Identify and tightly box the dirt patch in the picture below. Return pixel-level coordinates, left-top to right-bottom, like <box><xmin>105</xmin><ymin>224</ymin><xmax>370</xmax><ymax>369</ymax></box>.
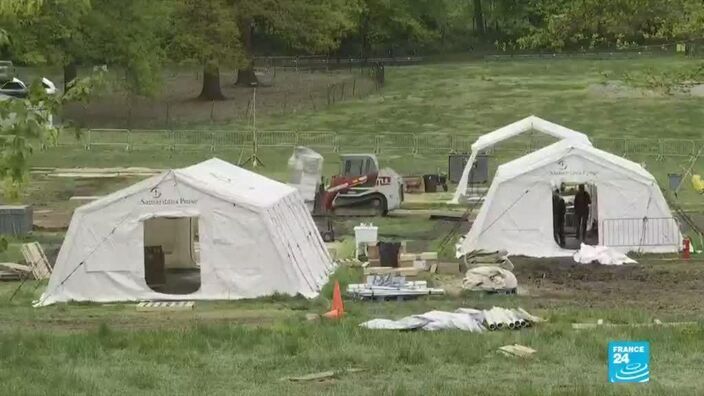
<box><xmin>589</xmin><ymin>81</ymin><xmax>704</xmax><ymax>98</ymax></box>
<box><xmin>512</xmin><ymin>257</ymin><xmax>704</xmax><ymax>313</ymax></box>
<box><xmin>61</xmin><ymin>69</ymin><xmax>376</xmax><ymax>129</ymax></box>
<box><xmin>587</xmin><ymin>81</ymin><xmax>658</xmax><ymax>98</ymax></box>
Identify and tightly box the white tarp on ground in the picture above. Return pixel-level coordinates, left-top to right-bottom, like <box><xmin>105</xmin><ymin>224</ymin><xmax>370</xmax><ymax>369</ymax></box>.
<box><xmin>573</xmin><ymin>243</ymin><xmax>637</xmax><ymax>265</ymax></box>
<box><xmin>452</xmin><ymin>115</ymin><xmax>592</xmax><ymax>204</ymax></box>
<box><xmin>359</xmin><ymin>307</ymin><xmax>542</xmax><ymax>332</ymax></box>
<box><xmin>360</xmin><ymin>310</ymin><xmax>486</xmax><ymax>332</ymax></box>
<box><xmin>36</xmin><ymin>158</ymin><xmax>334</xmax><ymax>306</ymax></box>
<box><xmin>458</xmin><ymin>140</ymin><xmax>681</xmax><ymax>258</ymax></box>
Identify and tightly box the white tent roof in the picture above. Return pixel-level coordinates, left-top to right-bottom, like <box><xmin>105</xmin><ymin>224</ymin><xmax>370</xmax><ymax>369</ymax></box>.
<box><xmin>496</xmin><ymin>139</ymin><xmax>654</xmax><ymax>184</ymax></box>
<box><xmin>451</xmin><ymin>115</ymin><xmax>592</xmax><ymax>204</ymax></box>
<box><xmin>79</xmin><ymin>158</ymin><xmax>294</xmax><ymax>215</ymax></box>
<box><xmin>471</xmin><ymin>115</ymin><xmax>591</xmax><ymax>153</ymax></box>
<box><xmin>176</xmin><ymin>158</ymin><xmax>296</xmax><ymax>208</ymax></box>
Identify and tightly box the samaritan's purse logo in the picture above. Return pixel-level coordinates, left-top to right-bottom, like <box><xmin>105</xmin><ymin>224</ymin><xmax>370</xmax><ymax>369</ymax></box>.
<box><xmin>140</xmin><ymin>186</ymin><xmax>197</xmax><ymax>206</ymax></box>
<box><xmin>150</xmin><ymin>187</ymin><xmax>162</xmax><ymax>199</ymax></box>
<box><xmin>608</xmin><ymin>341</ymin><xmax>650</xmax><ymax>383</ymax></box>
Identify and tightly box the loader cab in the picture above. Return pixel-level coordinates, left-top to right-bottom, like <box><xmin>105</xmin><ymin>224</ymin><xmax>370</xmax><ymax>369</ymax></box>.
<box><xmin>338</xmin><ymin>154</ymin><xmax>379</xmax><ymax>187</ymax></box>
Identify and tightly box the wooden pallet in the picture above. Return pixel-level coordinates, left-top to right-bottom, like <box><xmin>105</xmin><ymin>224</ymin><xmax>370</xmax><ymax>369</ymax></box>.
<box><xmin>0</xmin><ymin>271</ymin><xmax>21</xmax><ymax>281</ymax></box>
<box><xmin>136</xmin><ymin>301</ymin><xmax>195</xmax><ymax>312</ymax></box>
<box><xmin>0</xmin><ymin>262</ymin><xmax>32</xmax><ymax>273</ymax></box>
<box><xmin>20</xmin><ymin>242</ymin><xmax>52</xmax><ymax>280</ymax></box>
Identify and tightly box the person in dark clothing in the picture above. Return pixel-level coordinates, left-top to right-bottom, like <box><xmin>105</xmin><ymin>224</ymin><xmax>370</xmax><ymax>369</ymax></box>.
<box><xmin>574</xmin><ymin>184</ymin><xmax>592</xmax><ymax>241</ymax></box>
<box><xmin>552</xmin><ymin>189</ymin><xmax>566</xmax><ymax>247</ymax></box>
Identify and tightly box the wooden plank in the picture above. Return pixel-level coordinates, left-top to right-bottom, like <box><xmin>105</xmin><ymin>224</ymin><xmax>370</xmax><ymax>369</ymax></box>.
<box><xmin>136</xmin><ymin>301</ymin><xmax>195</xmax><ymax>312</ymax></box>
<box><xmin>572</xmin><ymin>321</ymin><xmax>697</xmax><ymax>330</ymax></box>
<box><xmin>30</xmin><ymin>242</ymin><xmax>52</xmax><ymax>276</ymax></box>
<box><xmin>22</xmin><ymin>242</ymin><xmax>52</xmax><ymax>280</ymax></box>
<box><xmin>21</xmin><ymin>244</ymin><xmax>43</xmax><ymax>280</ymax></box>
<box><xmin>0</xmin><ymin>271</ymin><xmax>20</xmax><ymax>281</ymax></box>
<box><xmin>0</xmin><ymin>262</ymin><xmax>32</xmax><ymax>273</ymax></box>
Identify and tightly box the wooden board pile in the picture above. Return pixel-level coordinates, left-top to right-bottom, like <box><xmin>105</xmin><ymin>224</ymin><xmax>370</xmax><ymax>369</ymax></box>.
<box><xmin>0</xmin><ymin>263</ymin><xmax>29</xmax><ymax>280</ymax></box>
<box><xmin>347</xmin><ymin>277</ymin><xmax>444</xmax><ymax>301</ymax></box>
<box><xmin>398</xmin><ymin>252</ymin><xmax>438</xmax><ymax>270</ymax></box>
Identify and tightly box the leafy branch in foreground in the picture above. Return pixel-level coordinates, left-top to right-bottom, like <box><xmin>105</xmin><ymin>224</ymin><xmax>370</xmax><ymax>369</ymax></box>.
<box><xmin>0</xmin><ymin>69</ymin><xmax>106</xmax><ymax>199</ymax></box>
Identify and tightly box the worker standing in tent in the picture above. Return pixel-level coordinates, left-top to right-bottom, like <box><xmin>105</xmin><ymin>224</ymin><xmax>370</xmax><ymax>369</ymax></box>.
<box><xmin>574</xmin><ymin>184</ymin><xmax>592</xmax><ymax>242</ymax></box>
<box><xmin>552</xmin><ymin>189</ymin><xmax>566</xmax><ymax>247</ymax></box>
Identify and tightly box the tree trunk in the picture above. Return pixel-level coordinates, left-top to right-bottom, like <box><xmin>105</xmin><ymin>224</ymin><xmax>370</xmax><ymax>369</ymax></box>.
<box><xmin>473</xmin><ymin>0</ymin><xmax>485</xmax><ymax>36</ymax></box>
<box><xmin>236</xmin><ymin>18</ymin><xmax>259</xmax><ymax>87</ymax></box>
<box><xmin>199</xmin><ymin>62</ymin><xmax>225</xmax><ymax>101</ymax></box>
<box><xmin>236</xmin><ymin>68</ymin><xmax>258</xmax><ymax>87</ymax></box>
<box><xmin>63</xmin><ymin>62</ymin><xmax>77</xmax><ymax>91</ymax></box>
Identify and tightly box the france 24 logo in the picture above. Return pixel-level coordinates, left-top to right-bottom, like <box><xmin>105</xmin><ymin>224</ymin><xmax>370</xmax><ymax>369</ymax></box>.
<box><xmin>608</xmin><ymin>341</ymin><xmax>650</xmax><ymax>383</ymax></box>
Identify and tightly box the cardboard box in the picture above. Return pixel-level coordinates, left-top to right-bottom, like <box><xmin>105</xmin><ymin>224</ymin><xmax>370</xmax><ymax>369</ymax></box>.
<box><xmin>367</xmin><ymin>245</ymin><xmax>379</xmax><ymax>260</ymax></box>
<box><xmin>413</xmin><ymin>260</ymin><xmax>428</xmax><ymax>270</ymax></box>
<box><xmin>420</xmin><ymin>252</ymin><xmax>438</xmax><ymax>261</ymax></box>
<box><xmin>436</xmin><ymin>261</ymin><xmax>460</xmax><ymax>274</ymax></box>
<box><xmin>398</xmin><ymin>259</ymin><xmax>415</xmax><ymax>268</ymax></box>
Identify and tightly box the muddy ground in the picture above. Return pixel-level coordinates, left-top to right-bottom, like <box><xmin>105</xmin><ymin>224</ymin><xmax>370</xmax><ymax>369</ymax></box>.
<box><xmin>512</xmin><ymin>257</ymin><xmax>704</xmax><ymax>314</ymax></box>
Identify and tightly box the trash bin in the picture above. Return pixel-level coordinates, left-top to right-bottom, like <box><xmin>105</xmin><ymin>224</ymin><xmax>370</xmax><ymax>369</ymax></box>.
<box><xmin>437</xmin><ymin>174</ymin><xmax>448</xmax><ymax>192</ymax></box>
<box><xmin>668</xmin><ymin>173</ymin><xmax>683</xmax><ymax>191</ymax></box>
<box><xmin>378</xmin><ymin>241</ymin><xmax>401</xmax><ymax>267</ymax></box>
<box><xmin>144</xmin><ymin>245</ymin><xmax>165</xmax><ymax>288</ymax></box>
<box><xmin>423</xmin><ymin>175</ymin><xmax>438</xmax><ymax>193</ymax></box>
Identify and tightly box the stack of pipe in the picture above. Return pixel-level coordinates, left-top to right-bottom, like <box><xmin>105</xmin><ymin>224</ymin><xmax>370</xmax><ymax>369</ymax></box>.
<box><xmin>481</xmin><ymin>307</ymin><xmax>542</xmax><ymax>331</ymax></box>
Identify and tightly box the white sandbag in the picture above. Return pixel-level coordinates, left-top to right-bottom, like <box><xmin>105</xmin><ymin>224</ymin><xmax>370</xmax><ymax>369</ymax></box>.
<box><xmin>462</xmin><ymin>266</ymin><xmax>518</xmax><ymax>291</ymax></box>
<box><xmin>573</xmin><ymin>243</ymin><xmax>636</xmax><ymax>265</ymax></box>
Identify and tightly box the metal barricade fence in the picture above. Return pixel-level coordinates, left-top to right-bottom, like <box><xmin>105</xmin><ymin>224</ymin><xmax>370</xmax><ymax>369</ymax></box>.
<box><xmin>84</xmin><ymin>128</ymin><xmax>130</xmax><ymax>150</ymax></box>
<box><xmin>601</xmin><ymin>217</ymin><xmax>680</xmax><ymax>249</ymax></box>
<box><xmin>295</xmin><ymin>131</ymin><xmax>337</xmax><ymax>151</ymax></box>
<box><xmin>374</xmin><ymin>133</ymin><xmax>416</xmax><ymax>154</ymax></box>
<box><xmin>65</xmin><ymin>129</ymin><xmax>704</xmax><ymax>158</ymax></box>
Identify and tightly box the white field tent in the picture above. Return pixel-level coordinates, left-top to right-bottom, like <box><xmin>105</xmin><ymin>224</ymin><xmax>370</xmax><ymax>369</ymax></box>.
<box><xmin>451</xmin><ymin>115</ymin><xmax>591</xmax><ymax>204</ymax></box>
<box><xmin>458</xmin><ymin>140</ymin><xmax>681</xmax><ymax>258</ymax></box>
<box><xmin>36</xmin><ymin>158</ymin><xmax>334</xmax><ymax>306</ymax></box>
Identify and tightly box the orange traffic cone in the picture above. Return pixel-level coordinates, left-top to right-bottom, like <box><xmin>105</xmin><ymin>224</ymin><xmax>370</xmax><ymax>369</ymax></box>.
<box><xmin>323</xmin><ymin>281</ymin><xmax>344</xmax><ymax>319</ymax></box>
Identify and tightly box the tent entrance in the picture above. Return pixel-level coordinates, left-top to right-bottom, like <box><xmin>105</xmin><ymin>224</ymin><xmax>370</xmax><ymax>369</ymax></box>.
<box><xmin>556</xmin><ymin>183</ymin><xmax>599</xmax><ymax>249</ymax></box>
<box><xmin>143</xmin><ymin>216</ymin><xmax>201</xmax><ymax>295</ymax></box>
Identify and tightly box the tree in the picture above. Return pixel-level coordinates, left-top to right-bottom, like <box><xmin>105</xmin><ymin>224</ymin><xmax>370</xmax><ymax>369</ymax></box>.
<box><xmin>0</xmin><ymin>1</ymin><xmax>107</xmax><ymax>198</ymax></box>
<box><xmin>473</xmin><ymin>0</ymin><xmax>485</xmax><ymax>35</ymax></box>
<box><xmin>232</xmin><ymin>0</ymin><xmax>359</xmax><ymax>86</ymax></box>
<box><xmin>168</xmin><ymin>0</ymin><xmax>242</xmax><ymax>100</ymax></box>
<box><xmin>510</xmin><ymin>0</ymin><xmax>682</xmax><ymax>51</ymax></box>
<box><xmin>81</xmin><ymin>0</ymin><xmax>171</xmax><ymax>97</ymax></box>
<box><xmin>1</xmin><ymin>0</ymin><xmax>91</xmax><ymax>90</ymax></box>
<box><xmin>351</xmin><ymin>0</ymin><xmax>439</xmax><ymax>58</ymax></box>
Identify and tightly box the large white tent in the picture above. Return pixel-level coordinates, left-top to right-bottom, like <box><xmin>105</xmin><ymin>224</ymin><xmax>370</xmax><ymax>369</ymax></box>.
<box><xmin>36</xmin><ymin>158</ymin><xmax>334</xmax><ymax>306</ymax></box>
<box><xmin>452</xmin><ymin>115</ymin><xmax>592</xmax><ymax>204</ymax></box>
<box><xmin>458</xmin><ymin>140</ymin><xmax>680</xmax><ymax>258</ymax></box>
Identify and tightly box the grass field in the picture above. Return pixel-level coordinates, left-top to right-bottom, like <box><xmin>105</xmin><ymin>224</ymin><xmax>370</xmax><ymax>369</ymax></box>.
<box><xmin>2</xmin><ymin>56</ymin><xmax>704</xmax><ymax>395</ymax></box>
<box><xmin>33</xmin><ymin>56</ymin><xmax>704</xmax><ymax>209</ymax></box>
<box><xmin>2</xmin><ymin>259</ymin><xmax>704</xmax><ymax>395</ymax></box>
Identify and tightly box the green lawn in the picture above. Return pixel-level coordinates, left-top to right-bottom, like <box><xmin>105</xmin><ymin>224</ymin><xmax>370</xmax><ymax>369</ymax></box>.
<box><xmin>3</xmin><ymin>56</ymin><xmax>704</xmax><ymax>395</ymax></box>
<box><xmin>33</xmin><ymin>56</ymin><xmax>704</xmax><ymax>209</ymax></box>
<box><xmin>2</xmin><ymin>258</ymin><xmax>704</xmax><ymax>395</ymax></box>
